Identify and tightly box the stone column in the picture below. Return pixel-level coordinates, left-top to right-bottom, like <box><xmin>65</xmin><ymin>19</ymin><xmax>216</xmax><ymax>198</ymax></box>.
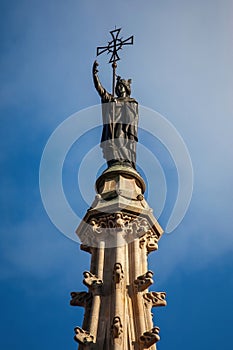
<box><xmin>71</xmin><ymin>165</ymin><xmax>166</xmax><ymax>350</ymax></box>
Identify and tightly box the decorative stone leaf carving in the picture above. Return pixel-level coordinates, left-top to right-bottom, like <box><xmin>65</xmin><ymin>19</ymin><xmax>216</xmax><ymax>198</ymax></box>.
<box><xmin>137</xmin><ymin>218</ymin><xmax>149</xmax><ymax>234</ymax></box>
<box><xmin>139</xmin><ymin>326</ymin><xmax>160</xmax><ymax>348</ymax></box>
<box><xmin>115</xmin><ymin>213</ymin><xmax>125</xmax><ymax>228</ymax></box>
<box><xmin>134</xmin><ymin>271</ymin><xmax>154</xmax><ymax>292</ymax></box>
<box><xmin>74</xmin><ymin>326</ymin><xmax>94</xmax><ymax>344</ymax></box>
<box><xmin>70</xmin><ymin>291</ymin><xmax>92</xmax><ymax>308</ymax></box>
<box><xmin>143</xmin><ymin>291</ymin><xmax>166</xmax><ymax>308</ymax></box>
<box><xmin>78</xmin><ymin>212</ymin><xmax>153</xmax><ymax>247</ymax></box>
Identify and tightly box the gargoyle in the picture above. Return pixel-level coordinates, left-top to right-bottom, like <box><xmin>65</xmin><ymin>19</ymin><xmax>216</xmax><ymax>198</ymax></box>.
<box><xmin>134</xmin><ymin>271</ymin><xmax>154</xmax><ymax>292</ymax></box>
<box><xmin>83</xmin><ymin>271</ymin><xmax>103</xmax><ymax>289</ymax></box>
<box><xmin>139</xmin><ymin>230</ymin><xmax>159</xmax><ymax>253</ymax></box>
<box><xmin>74</xmin><ymin>326</ymin><xmax>94</xmax><ymax>344</ymax></box>
<box><xmin>80</xmin><ymin>244</ymin><xmax>93</xmax><ymax>254</ymax></box>
<box><xmin>143</xmin><ymin>291</ymin><xmax>167</xmax><ymax>308</ymax></box>
<box><xmin>139</xmin><ymin>326</ymin><xmax>160</xmax><ymax>348</ymax></box>
<box><xmin>70</xmin><ymin>291</ymin><xmax>92</xmax><ymax>308</ymax></box>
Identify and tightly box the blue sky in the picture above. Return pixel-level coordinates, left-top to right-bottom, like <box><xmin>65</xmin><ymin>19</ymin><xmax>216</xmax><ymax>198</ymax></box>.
<box><xmin>1</xmin><ymin>0</ymin><xmax>233</xmax><ymax>349</ymax></box>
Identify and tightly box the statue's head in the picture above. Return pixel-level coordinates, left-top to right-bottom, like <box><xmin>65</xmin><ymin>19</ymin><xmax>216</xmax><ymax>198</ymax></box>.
<box><xmin>115</xmin><ymin>76</ymin><xmax>132</xmax><ymax>97</ymax></box>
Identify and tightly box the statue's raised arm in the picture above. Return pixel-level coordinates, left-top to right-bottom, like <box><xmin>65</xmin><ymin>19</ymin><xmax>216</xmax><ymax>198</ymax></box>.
<box><xmin>92</xmin><ymin>61</ymin><xmax>113</xmax><ymax>103</ymax></box>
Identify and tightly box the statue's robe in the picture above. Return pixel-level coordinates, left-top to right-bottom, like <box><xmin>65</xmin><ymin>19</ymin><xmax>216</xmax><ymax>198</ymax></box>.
<box><xmin>100</xmin><ymin>97</ymin><xmax>138</xmax><ymax>167</ymax></box>
<box><xmin>93</xmin><ymin>70</ymin><xmax>139</xmax><ymax>167</ymax></box>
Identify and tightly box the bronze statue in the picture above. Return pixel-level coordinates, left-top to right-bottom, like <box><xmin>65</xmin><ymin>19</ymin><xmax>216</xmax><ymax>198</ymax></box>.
<box><xmin>93</xmin><ymin>60</ymin><xmax>139</xmax><ymax>169</ymax></box>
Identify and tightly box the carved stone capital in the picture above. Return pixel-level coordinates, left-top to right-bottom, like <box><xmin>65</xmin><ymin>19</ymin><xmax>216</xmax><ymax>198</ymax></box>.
<box><xmin>78</xmin><ymin>213</ymin><xmax>154</xmax><ymax>248</ymax></box>
<box><xmin>113</xmin><ymin>263</ymin><xmax>124</xmax><ymax>284</ymax></box>
<box><xmin>139</xmin><ymin>230</ymin><xmax>159</xmax><ymax>253</ymax></box>
<box><xmin>143</xmin><ymin>291</ymin><xmax>167</xmax><ymax>308</ymax></box>
<box><xmin>139</xmin><ymin>326</ymin><xmax>160</xmax><ymax>348</ymax></box>
<box><xmin>70</xmin><ymin>291</ymin><xmax>92</xmax><ymax>308</ymax></box>
<box><xmin>74</xmin><ymin>327</ymin><xmax>94</xmax><ymax>345</ymax></box>
<box><xmin>83</xmin><ymin>271</ymin><xmax>103</xmax><ymax>290</ymax></box>
<box><xmin>134</xmin><ymin>271</ymin><xmax>154</xmax><ymax>292</ymax></box>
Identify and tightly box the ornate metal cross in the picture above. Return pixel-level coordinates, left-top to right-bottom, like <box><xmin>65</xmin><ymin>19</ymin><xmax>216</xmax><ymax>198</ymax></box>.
<box><xmin>96</xmin><ymin>28</ymin><xmax>134</xmax><ymax>96</ymax></box>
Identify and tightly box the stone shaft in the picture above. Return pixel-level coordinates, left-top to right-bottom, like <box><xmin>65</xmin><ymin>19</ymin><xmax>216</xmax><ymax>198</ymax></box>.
<box><xmin>71</xmin><ymin>166</ymin><xmax>166</xmax><ymax>349</ymax></box>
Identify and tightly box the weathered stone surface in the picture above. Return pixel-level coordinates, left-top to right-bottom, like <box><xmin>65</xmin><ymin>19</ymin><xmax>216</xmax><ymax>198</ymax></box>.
<box><xmin>139</xmin><ymin>327</ymin><xmax>160</xmax><ymax>348</ymax></box>
<box><xmin>139</xmin><ymin>230</ymin><xmax>159</xmax><ymax>253</ymax></box>
<box><xmin>80</xmin><ymin>244</ymin><xmax>93</xmax><ymax>254</ymax></box>
<box><xmin>70</xmin><ymin>291</ymin><xmax>92</xmax><ymax>308</ymax></box>
<box><xmin>76</xmin><ymin>166</ymin><xmax>163</xmax><ymax>249</ymax></box>
<box><xmin>111</xmin><ymin>316</ymin><xmax>123</xmax><ymax>339</ymax></box>
<box><xmin>113</xmin><ymin>263</ymin><xmax>124</xmax><ymax>284</ymax></box>
<box><xmin>134</xmin><ymin>271</ymin><xmax>154</xmax><ymax>292</ymax></box>
<box><xmin>83</xmin><ymin>271</ymin><xmax>103</xmax><ymax>290</ymax></box>
<box><xmin>74</xmin><ymin>327</ymin><xmax>94</xmax><ymax>344</ymax></box>
<box><xmin>72</xmin><ymin>166</ymin><xmax>165</xmax><ymax>349</ymax></box>
<box><xmin>143</xmin><ymin>291</ymin><xmax>167</xmax><ymax>308</ymax></box>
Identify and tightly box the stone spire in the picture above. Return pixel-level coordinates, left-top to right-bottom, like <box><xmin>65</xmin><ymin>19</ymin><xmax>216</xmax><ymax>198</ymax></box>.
<box><xmin>70</xmin><ymin>28</ymin><xmax>166</xmax><ymax>349</ymax></box>
<box><xmin>70</xmin><ymin>165</ymin><xmax>166</xmax><ymax>349</ymax></box>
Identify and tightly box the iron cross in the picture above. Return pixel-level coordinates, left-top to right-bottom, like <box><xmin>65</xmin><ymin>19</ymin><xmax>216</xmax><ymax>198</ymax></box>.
<box><xmin>96</xmin><ymin>28</ymin><xmax>134</xmax><ymax>96</ymax></box>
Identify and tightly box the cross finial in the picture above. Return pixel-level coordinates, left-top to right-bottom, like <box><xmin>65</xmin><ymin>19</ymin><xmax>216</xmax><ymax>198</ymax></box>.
<box><xmin>97</xmin><ymin>28</ymin><xmax>134</xmax><ymax>63</ymax></box>
<box><xmin>96</xmin><ymin>28</ymin><xmax>134</xmax><ymax>95</ymax></box>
